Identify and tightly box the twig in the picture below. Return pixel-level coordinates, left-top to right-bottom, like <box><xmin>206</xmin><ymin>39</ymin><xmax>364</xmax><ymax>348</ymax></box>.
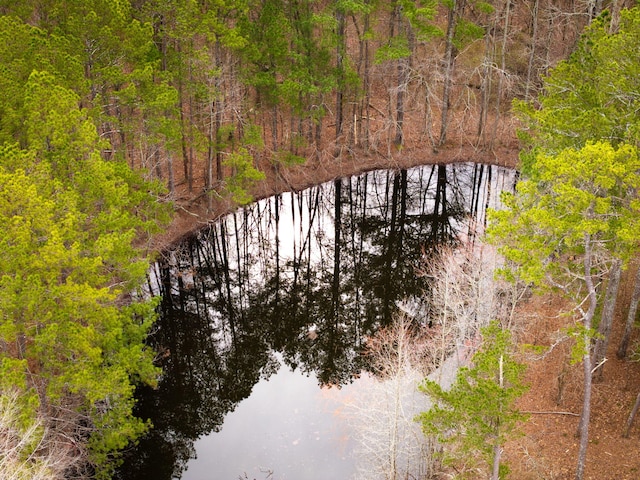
<box><xmin>176</xmin><ymin>204</ymin><xmax>201</xmax><ymax>217</ymax></box>
<box><xmin>591</xmin><ymin>357</ymin><xmax>607</xmax><ymax>375</ymax></box>
<box><xmin>523</xmin><ymin>410</ymin><xmax>579</xmax><ymax>417</ymax></box>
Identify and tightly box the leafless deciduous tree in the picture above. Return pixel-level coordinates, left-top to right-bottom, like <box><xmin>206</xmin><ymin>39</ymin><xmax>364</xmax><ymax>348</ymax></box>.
<box><xmin>0</xmin><ymin>389</ymin><xmax>87</xmax><ymax>479</ymax></box>
<box><xmin>424</xmin><ymin>242</ymin><xmax>519</xmax><ymax>376</ymax></box>
<box><xmin>344</xmin><ymin>242</ymin><xmax>524</xmax><ymax>479</ymax></box>
<box><xmin>346</xmin><ymin>314</ymin><xmax>438</xmax><ymax>480</ymax></box>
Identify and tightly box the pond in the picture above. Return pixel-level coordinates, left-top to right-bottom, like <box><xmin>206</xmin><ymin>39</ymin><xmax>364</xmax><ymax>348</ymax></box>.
<box><xmin>116</xmin><ymin>163</ymin><xmax>516</xmax><ymax>480</ymax></box>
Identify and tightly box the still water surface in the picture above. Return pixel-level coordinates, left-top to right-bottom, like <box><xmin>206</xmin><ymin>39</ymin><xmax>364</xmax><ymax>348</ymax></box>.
<box><xmin>183</xmin><ymin>358</ymin><xmax>358</xmax><ymax>479</ymax></box>
<box><xmin>116</xmin><ymin>163</ymin><xmax>515</xmax><ymax>480</ymax></box>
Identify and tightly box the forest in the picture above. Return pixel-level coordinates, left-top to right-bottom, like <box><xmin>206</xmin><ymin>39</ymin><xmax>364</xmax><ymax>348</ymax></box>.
<box><xmin>1</xmin><ymin>0</ymin><xmax>640</xmax><ymax>478</ymax></box>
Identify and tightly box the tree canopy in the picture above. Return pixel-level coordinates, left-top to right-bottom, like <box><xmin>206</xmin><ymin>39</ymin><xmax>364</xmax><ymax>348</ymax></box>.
<box><xmin>514</xmin><ymin>8</ymin><xmax>640</xmax><ymax>171</ymax></box>
<box><xmin>0</xmin><ymin>7</ymin><xmax>171</xmax><ymax>475</ymax></box>
<box><xmin>1</xmin><ymin>0</ymin><xmax>638</xmax><ymax>477</ymax></box>
<box><xmin>418</xmin><ymin>321</ymin><xmax>528</xmax><ymax>479</ymax></box>
<box><xmin>488</xmin><ymin>8</ymin><xmax>640</xmax><ymax>480</ymax></box>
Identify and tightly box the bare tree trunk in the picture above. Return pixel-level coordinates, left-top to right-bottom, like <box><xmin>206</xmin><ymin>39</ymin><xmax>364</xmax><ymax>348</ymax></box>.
<box><xmin>618</xmin><ymin>265</ymin><xmax>640</xmax><ymax>359</ymax></box>
<box><xmin>335</xmin><ymin>8</ymin><xmax>346</xmax><ymax>140</ymax></box>
<box><xmin>176</xmin><ymin>41</ymin><xmax>192</xmax><ymax>192</ymax></box>
<box><xmin>438</xmin><ymin>1</ymin><xmax>459</xmax><ymax>147</ymax></box>
<box><xmin>394</xmin><ymin>55</ymin><xmax>407</xmax><ymax>147</ymax></box>
<box><xmin>154</xmin><ymin>149</ymin><xmax>163</xmax><ymax>180</ymax></box>
<box><xmin>167</xmin><ymin>151</ymin><xmax>174</xmax><ymax>193</ymax></box>
<box><xmin>593</xmin><ymin>258</ymin><xmax>622</xmax><ymax>380</ymax></box>
<box><xmin>488</xmin><ymin>0</ymin><xmax>511</xmax><ymax>150</ymax></box>
<box><xmin>542</xmin><ymin>4</ymin><xmax>554</xmax><ymax>77</ymax></box>
<box><xmin>623</xmin><ymin>391</ymin><xmax>640</xmax><ymax>438</ymax></box>
<box><xmin>215</xmin><ymin>41</ymin><xmax>224</xmax><ymax>183</ymax></box>
<box><xmin>350</xmin><ymin>12</ymin><xmax>365</xmax><ymax>148</ymax></box>
<box><xmin>477</xmin><ymin>28</ymin><xmax>493</xmax><ymax>142</ymax></box>
<box><xmin>394</xmin><ymin>8</ymin><xmax>412</xmax><ymax>147</ymax></box>
<box><xmin>389</xmin><ymin>337</ymin><xmax>401</xmax><ymax>479</ymax></box>
<box><xmin>363</xmin><ymin>10</ymin><xmax>371</xmax><ymax>149</ymax></box>
<box><xmin>576</xmin><ymin>233</ymin><xmax>597</xmax><ymax>480</ymax></box>
<box><xmin>207</xmin><ymin>94</ymin><xmax>215</xmax><ymax>211</ymax></box>
<box><xmin>491</xmin><ymin>354</ymin><xmax>504</xmax><ymax>480</ymax></box>
<box><xmin>525</xmin><ymin>0</ymin><xmax>540</xmax><ymax>100</ymax></box>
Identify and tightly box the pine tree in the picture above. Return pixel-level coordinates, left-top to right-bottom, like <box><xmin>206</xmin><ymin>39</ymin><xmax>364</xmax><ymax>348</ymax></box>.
<box><xmin>417</xmin><ymin>321</ymin><xmax>528</xmax><ymax>480</ymax></box>
<box><xmin>487</xmin><ymin>141</ymin><xmax>640</xmax><ymax>480</ymax></box>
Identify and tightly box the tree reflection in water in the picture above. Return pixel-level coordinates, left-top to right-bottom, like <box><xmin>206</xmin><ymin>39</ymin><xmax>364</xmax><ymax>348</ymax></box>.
<box><xmin>116</xmin><ymin>163</ymin><xmax>515</xmax><ymax>479</ymax></box>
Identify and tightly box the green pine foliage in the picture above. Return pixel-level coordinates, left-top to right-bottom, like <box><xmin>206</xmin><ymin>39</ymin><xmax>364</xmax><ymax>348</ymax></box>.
<box><xmin>514</xmin><ymin>8</ymin><xmax>640</xmax><ymax>173</ymax></box>
<box><xmin>493</xmin><ymin>7</ymin><xmax>640</xmax><ymax>290</ymax></box>
<box><xmin>0</xmin><ymin>156</ymin><xmax>163</xmax><ymax>477</ymax></box>
<box><xmin>488</xmin><ymin>141</ymin><xmax>640</xmax><ymax>287</ymax></box>
<box><xmin>0</xmin><ymin>4</ymin><xmax>172</xmax><ymax>475</ymax></box>
<box><xmin>244</xmin><ymin>0</ymin><xmax>338</xmax><ymax>114</ymax></box>
<box><xmin>489</xmin><ymin>10</ymin><xmax>640</xmax><ymax>478</ymax></box>
<box><xmin>2</xmin><ymin>0</ymin><xmax>638</xmax><ymax>478</ymax></box>
<box><xmin>223</xmin><ymin>148</ymin><xmax>266</xmax><ymax>205</ymax></box>
<box><xmin>417</xmin><ymin>321</ymin><xmax>528</xmax><ymax>478</ymax></box>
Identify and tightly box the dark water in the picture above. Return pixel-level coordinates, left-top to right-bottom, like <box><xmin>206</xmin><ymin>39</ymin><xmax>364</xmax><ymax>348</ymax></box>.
<box><xmin>116</xmin><ymin>163</ymin><xmax>515</xmax><ymax>480</ymax></box>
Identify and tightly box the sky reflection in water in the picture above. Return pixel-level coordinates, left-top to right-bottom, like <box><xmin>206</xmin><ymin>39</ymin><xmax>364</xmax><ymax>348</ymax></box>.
<box><xmin>183</xmin><ymin>358</ymin><xmax>358</xmax><ymax>480</ymax></box>
<box><xmin>116</xmin><ymin>163</ymin><xmax>516</xmax><ymax>480</ymax></box>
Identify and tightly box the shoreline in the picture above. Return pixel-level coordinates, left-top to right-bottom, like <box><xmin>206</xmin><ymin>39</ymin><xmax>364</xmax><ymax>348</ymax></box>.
<box><xmin>148</xmin><ymin>142</ymin><xmax>520</xmax><ymax>255</ymax></box>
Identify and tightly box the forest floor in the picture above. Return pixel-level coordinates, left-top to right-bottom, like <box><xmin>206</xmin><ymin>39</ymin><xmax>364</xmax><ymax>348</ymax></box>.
<box><xmin>150</xmin><ymin>142</ymin><xmax>640</xmax><ymax>479</ymax></box>
<box><xmin>505</xmin><ymin>270</ymin><xmax>640</xmax><ymax>480</ymax></box>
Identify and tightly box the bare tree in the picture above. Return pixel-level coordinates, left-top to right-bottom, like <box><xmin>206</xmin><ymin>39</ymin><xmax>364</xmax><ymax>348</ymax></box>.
<box><xmin>425</xmin><ymin>242</ymin><xmax>515</xmax><ymax>374</ymax></box>
<box><xmin>345</xmin><ymin>242</ymin><xmax>522</xmax><ymax>479</ymax></box>
<box><xmin>346</xmin><ymin>314</ymin><xmax>438</xmax><ymax>480</ymax></box>
<box><xmin>0</xmin><ymin>389</ymin><xmax>86</xmax><ymax>479</ymax></box>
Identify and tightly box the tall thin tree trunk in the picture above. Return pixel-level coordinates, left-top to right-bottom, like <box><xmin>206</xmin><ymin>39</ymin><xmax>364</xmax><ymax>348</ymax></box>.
<box><xmin>543</xmin><ymin>5</ymin><xmax>554</xmax><ymax>77</ymax></box>
<box><xmin>335</xmin><ymin>8</ymin><xmax>346</xmax><ymax>140</ymax></box>
<box><xmin>525</xmin><ymin>0</ymin><xmax>540</xmax><ymax>100</ymax></box>
<box><xmin>576</xmin><ymin>233</ymin><xmax>597</xmax><ymax>480</ymax></box>
<box><xmin>618</xmin><ymin>265</ymin><xmax>640</xmax><ymax>359</ymax></box>
<box><xmin>207</xmin><ymin>93</ymin><xmax>215</xmax><ymax>211</ymax></box>
<box><xmin>167</xmin><ymin>152</ymin><xmax>174</xmax><ymax>193</ymax></box>
<box><xmin>477</xmin><ymin>27</ymin><xmax>493</xmax><ymax>142</ymax></box>
<box><xmin>593</xmin><ymin>258</ymin><xmax>622</xmax><ymax>380</ymax></box>
<box><xmin>491</xmin><ymin>354</ymin><xmax>504</xmax><ymax>480</ymax></box>
<box><xmin>363</xmin><ymin>10</ymin><xmax>371</xmax><ymax>149</ymax></box>
<box><xmin>177</xmin><ymin>42</ymin><xmax>192</xmax><ymax>191</ymax></box>
<box><xmin>489</xmin><ymin>0</ymin><xmax>511</xmax><ymax>150</ymax></box>
<box><xmin>215</xmin><ymin>41</ymin><xmax>224</xmax><ymax>183</ymax></box>
<box><xmin>154</xmin><ymin>149</ymin><xmax>163</xmax><ymax>180</ymax></box>
<box><xmin>394</xmin><ymin>8</ymin><xmax>412</xmax><ymax>147</ymax></box>
<box><xmin>438</xmin><ymin>0</ymin><xmax>462</xmax><ymax>146</ymax></box>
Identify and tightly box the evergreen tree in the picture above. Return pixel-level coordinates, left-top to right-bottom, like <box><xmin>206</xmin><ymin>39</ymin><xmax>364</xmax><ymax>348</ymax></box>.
<box><xmin>417</xmin><ymin>321</ymin><xmax>528</xmax><ymax>480</ymax></box>
<box><xmin>487</xmin><ymin>141</ymin><xmax>640</xmax><ymax>480</ymax></box>
<box><xmin>514</xmin><ymin>8</ymin><xmax>640</xmax><ymax>171</ymax></box>
<box><xmin>0</xmin><ymin>51</ymin><xmax>171</xmax><ymax>478</ymax></box>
